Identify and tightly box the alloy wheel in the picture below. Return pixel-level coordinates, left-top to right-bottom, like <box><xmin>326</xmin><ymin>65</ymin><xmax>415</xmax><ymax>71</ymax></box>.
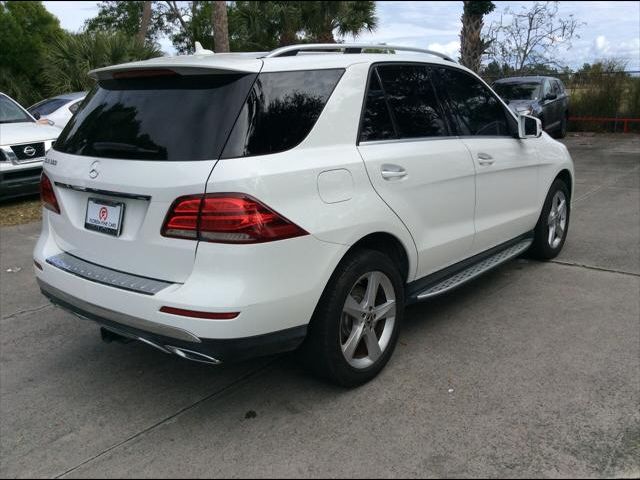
<box><xmin>339</xmin><ymin>271</ymin><xmax>396</xmax><ymax>369</ymax></box>
<box><xmin>547</xmin><ymin>190</ymin><xmax>568</xmax><ymax>248</ymax></box>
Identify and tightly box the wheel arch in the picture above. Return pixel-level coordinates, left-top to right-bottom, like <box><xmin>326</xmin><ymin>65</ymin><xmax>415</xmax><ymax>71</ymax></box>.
<box><xmin>555</xmin><ymin>169</ymin><xmax>573</xmax><ymax>199</ymax></box>
<box><xmin>343</xmin><ymin>232</ymin><xmax>412</xmax><ymax>284</ymax></box>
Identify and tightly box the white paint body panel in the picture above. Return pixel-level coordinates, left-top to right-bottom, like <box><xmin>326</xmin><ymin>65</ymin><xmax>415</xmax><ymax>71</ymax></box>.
<box><xmin>34</xmin><ymin>52</ymin><xmax>574</xmax><ymax>343</ymax></box>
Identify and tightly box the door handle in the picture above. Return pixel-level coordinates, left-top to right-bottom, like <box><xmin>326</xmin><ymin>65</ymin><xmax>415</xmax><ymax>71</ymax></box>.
<box><xmin>381</xmin><ymin>164</ymin><xmax>407</xmax><ymax>180</ymax></box>
<box><xmin>477</xmin><ymin>152</ymin><xmax>494</xmax><ymax>166</ymax></box>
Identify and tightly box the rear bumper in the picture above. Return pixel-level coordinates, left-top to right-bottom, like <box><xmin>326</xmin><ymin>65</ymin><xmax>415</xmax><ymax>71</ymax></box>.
<box><xmin>34</xmin><ymin>210</ymin><xmax>349</xmax><ymax>362</ymax></box>
<box><xmin>39</xmin><ymin>278</ymin><xmax>307</xmax><ymax>363</ymax></box>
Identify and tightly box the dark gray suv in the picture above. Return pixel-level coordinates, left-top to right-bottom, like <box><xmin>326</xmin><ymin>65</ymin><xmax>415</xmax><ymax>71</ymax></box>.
<box><xmin>492</xmin><ymin>76</ymin><xmax>569</xmax><ymax>138</ymax></box>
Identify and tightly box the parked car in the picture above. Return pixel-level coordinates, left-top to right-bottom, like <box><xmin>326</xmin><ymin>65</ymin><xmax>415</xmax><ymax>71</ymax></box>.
<box><xmin>492</xmin><ymin>76</ymin><xmax>569</xmax><ymax>138</ymax></box>
<box><xmin>34</xmin><ymin>44</ymin><xmax>574</xmax><ymax>386</ymax></box>
<box><xmin>28</xmin><ymin>92</ymin><xmax>87</xmax><ymax>130</ymax></box>
<box><xmin>0</xmin><ymin>93</ymin><xmax>60</xmax><ymax>200</ymax></box>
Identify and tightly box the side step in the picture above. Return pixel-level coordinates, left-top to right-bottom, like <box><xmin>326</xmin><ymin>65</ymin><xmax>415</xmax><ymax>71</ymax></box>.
<box><xmin>412</xmin><ymin>237</ymin><xmax>533</xmax><ymax>301</ymax></box>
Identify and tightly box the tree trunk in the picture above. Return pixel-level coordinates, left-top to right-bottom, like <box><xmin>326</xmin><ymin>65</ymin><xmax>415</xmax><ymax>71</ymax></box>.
<box><xmin>460</xmin><ymin>1</ymin><xmax>489</xmax><ymax>73</ymax></box>
<box><xmin>137</xmin><ymin>1</ymin><xmax>152</xmax><ymax>44</ymax></box>
<box><xmin>212</xmin><ymin>0</ymin><xmax>230</xmax><ymax>53</ymax></box>
<box><xmin>317</xmin><ymin>30</ymin><xmax>336</xmax><ymax>43</ymax></box>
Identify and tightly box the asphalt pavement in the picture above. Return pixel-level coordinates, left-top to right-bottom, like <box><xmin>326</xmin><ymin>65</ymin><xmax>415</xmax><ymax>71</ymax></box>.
<box><xmin>1</xmin><ymin>133</ymin><xmax>638</xmax><ymax>478</ymax></box>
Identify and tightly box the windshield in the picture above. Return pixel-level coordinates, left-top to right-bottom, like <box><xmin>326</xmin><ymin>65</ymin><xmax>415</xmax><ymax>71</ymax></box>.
<box><xmin>54</xmin><ymin>73</ymin><xmax>257</xmax><ymax>161</ymax></box>
<box><xmin>493</xmin><ymin>82</ymin><xmax>540</xmax><ymax>101</ymax></box>
<box><xmin>0</xmin><ymin>95</ymin><xmax>34</xmax><ymax>124</ymax></box>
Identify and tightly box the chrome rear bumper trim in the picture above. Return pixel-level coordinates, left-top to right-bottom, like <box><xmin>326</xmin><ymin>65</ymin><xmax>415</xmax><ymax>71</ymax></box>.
<box><xmin>46</xmin><ymin>252</ymin><xmax>172</xmax><ymax>295</ymax></box>
<box><xmin>54</xmin><ymin>182</ymin><xmax>151</xmax><ymax>201</ymax></box>
<box><xmin>38</xmin><ymin>278</ymin><xmax>201</xmax><ymax>343</ymax></box>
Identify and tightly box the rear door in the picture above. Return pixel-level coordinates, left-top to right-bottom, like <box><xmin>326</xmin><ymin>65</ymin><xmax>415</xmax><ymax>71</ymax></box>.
<box><xmin>432</xmin><ymin>66</ymin><xmax>540</xmax><ymax>254</ymax></box>
<box><xmin>357</xmin><ymin>64</ymin><xmax>477</xmax><ymax>278</ymax></box>
<box><xmin>44</xmin><ymin>66</ymin><xmax>260</xmax><ymax>282</ymax></box>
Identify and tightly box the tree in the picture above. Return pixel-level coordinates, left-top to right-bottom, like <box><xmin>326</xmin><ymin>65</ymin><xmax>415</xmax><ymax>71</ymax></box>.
<box><xmin>138</xmin><ymin>1</ymin><xmax>153</xmax><ymax>43</ymax></box>
<box><xmin>301</xmin><ymin>1</ymin><xmax>377</xmax><ymax>44</ymax></box>
<box><xmin>43</xmin><ymin>32</ymin><xmax>162</xmax><ymax>94</ymax></box>
<box><xmin>0</xmin><ymin>1</ymin><xmax>64</xmax><ymax>105</ymax></box>
<box><xmin>486</xmin><ymin>1</ymin><xmax>583</xmax><ymax>73</ymax></box>
<box><xmin>212</xmin><ymin>1</ymin><xmax>229</xmax><ymax>52</ymax></box>
<box><xmin>228</xmin><ymin>1</ymin><xmax>377</xmax><ymax>51</ymax></box>
<box><xmin>459</xmin><ymin>1</ymin><xmax>494</xmax><ymax>73</ymax></box>
<box><xmin>85</xmin><ymin>1</ymin><xmax>167</xmax><ymax>44</ymax></box>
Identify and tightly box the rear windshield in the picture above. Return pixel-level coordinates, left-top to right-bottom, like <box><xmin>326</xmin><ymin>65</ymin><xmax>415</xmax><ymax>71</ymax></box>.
<box><xmin>493</xmin><ymin>82</ymin><xmax>540</xmax><ymax>101</ymax></box>
<box><xmin>53</xmin><ymin>73</ymin><xmax>257</xmax><ymax>161</ymax></box>
<box><xmin>29</xmin><ymin>98</ymin><xmax>68</xmax><ymax>116</ymax></box>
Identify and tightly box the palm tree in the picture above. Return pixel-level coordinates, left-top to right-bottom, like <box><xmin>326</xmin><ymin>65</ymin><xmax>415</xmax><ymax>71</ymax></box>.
<box><xmin>459</xmin><ymin>0</ymin><xmax>495</xmax><ymax>73</ymax></box>
<box><xmin>301</xmin><ymin>1</ymin><xmax>377</xmax><ymax>43</ymax></box>
<box><xmin>43</xmin><ymin>32</ymin><xmax>162</xmax><ymax>94</ymax></box>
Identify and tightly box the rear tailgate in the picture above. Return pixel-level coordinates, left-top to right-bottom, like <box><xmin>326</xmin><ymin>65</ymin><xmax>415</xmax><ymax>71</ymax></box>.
<box><xmin>44</xmin><ymin>63</ymin><xmax>261</xmax><ymax>283</ymax></box>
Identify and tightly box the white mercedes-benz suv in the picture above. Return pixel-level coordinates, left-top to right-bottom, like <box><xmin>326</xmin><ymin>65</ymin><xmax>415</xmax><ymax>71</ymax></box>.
<box><xmin>34</xmin><ymin>44</ymin><xmax>573</xmax><ymax>386</ymax></box>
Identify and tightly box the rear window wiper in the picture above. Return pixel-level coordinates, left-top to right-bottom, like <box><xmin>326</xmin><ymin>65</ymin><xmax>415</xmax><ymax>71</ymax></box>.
<box><xmin>90</xmin><ymin>142</ymin><xmax>162</xmax><ymax>155</ymax></box>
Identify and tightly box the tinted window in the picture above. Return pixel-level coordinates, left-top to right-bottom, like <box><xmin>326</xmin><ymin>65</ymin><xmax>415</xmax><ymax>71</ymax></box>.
<box><xmin>29</xmin><ymin>98</ymin><xmax>68</xmax><ymax>116</ymax></box>
<box><xmin>54</xmin><ymin>73</ymin><xmax>257</xmax><ymax>161</ymax></box>
<box><xmin>434</xmin><ymin>68</ymin><xmax>513</xmax><ymax>136</ymax></box>
<box><xmin>359</xmin><ymin>71</ymin><xmax>396</xmax><ymax>142</ymax></box>
<box><xmin>222</xmin><ymin>69</ymin><xmax>344</xmax><ymax>158</ymax></box>
<box><xmin>376</xmin><ymin>64</ymin><xmax>449</xmax><ymax>138</ymax></box>
<box><xmin>0</xmin><ymin>95</ymin><xmax>33</xmax><ymax>124</ymax></box>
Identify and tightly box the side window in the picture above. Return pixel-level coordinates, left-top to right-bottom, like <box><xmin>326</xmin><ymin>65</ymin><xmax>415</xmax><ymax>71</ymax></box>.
<box><xmin>222</xmin><ymin>69</ymin><xmax>344</xmax><ymax>158</ymax></box>
<box><xmin>542</xmin><ymin>79</ymin><xmax>552</xmax><ymax>98</ymax></box>
<box><xmin>433</xmin><ymin>68</ymin><xmax>514</xmax><ymax>137</ymax></box>
<box><xmin>359</xmin><ymin>71</ymin><xmax>396</xmax><ymax>142</ymax></box>
<box><xmin>376</xmin><ymin>64</ymin><xmax>449</xmax><ymax>138</ymax></box>
<box><xmin>551</xmin><ymin>80</ymin><xmax>561</xmax><ymax>95</ymax></box>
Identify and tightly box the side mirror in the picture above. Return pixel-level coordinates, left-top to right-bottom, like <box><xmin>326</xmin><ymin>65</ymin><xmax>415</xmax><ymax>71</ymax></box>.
<box><xmin>518</xmin><ymin>114</ymin><xmax>542</xmax><ymax>139</ymax></box>
<box><xmin>545</xmin><ymin>93</ymin><xmax>557</xmax><ymax>101</ymax></box>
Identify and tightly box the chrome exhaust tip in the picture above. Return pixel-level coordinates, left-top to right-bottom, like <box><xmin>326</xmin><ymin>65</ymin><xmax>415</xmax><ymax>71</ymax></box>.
<box><xmin>165</xmin><ymin>345</ymin><xmax>221</xmax><ymax>365</ymax></box>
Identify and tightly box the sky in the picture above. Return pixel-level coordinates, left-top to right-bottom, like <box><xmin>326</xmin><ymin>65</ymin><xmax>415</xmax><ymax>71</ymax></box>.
<box><xmin>43</xmin><ymin>1</ymin><xmax>640</xmax><ymax>70</ymax></box>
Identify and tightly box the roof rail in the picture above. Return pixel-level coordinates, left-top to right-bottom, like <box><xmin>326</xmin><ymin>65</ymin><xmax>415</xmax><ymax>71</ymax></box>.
<box><xmin>264</xmin><ymin>43</ymin><xmax>456</xmax><ymax>63</ymax></box>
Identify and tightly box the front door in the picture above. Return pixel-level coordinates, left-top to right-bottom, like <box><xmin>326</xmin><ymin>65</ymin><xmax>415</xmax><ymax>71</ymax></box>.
<box><xmin>432</xmin><ymin>66</ymin><xmax>541</xmax><ymax>254</ymax></box>
<box><xmin>357</xmin><ymin>64</ymin><xmax>477</xmax><ymax>278</ymax></box>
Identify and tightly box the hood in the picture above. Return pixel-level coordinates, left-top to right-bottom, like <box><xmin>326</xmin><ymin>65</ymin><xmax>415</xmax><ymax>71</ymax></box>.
<box><xmin>507</xmin><ymin>99</ymin><xmax>536</xmax><ymax>110</ymax></box>
<box><xmin>0</xmin><ymin>122</ymin><xmax>60</xmax><ymax>146</ymax></box>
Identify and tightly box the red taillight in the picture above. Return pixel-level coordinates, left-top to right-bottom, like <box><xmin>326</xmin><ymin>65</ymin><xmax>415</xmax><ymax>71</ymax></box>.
<box><xmin>160</xmin><ymin>306</ymin><xmax>239</xmax><ymax>320</ymax></box>
<box><xmin>40</xmin><ymin>173</ymin><xmax>60</xmax><ymax>214</ymax></box>
<box><xmin>161</xmin><ymin>193</ymin><xmax>308</xmax><ymax>244</ymax></box>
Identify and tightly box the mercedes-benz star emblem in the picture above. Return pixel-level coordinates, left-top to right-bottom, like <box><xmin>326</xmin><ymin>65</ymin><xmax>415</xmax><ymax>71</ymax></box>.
<box><xmin>23</xmin><ymin>146</ymin><xmax>36</xmax><ymax>157</ymax></box>
<box><xmin>89</xmin><ymin>161</ymin><xmax>100</xmax><ymax>179</ymax></box>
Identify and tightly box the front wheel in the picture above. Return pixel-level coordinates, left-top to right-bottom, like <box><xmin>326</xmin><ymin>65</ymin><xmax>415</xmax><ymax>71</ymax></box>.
<box><xmin>301</xmin><ymin>249</ymin><xmax>404</xmax><ymax>387</ymax></box>
<box><xmin>529</xmin><ymin>178</ymin><xmax>570</xmax><ymax>259</ymax></box>
<box><xmin>555</xmin><ymin>115</ymin><xmax>568</xmax><ymax>139</ymax></box>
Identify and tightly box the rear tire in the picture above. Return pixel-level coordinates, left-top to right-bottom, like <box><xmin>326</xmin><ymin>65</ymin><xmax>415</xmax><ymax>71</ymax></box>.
<box><xmin>529</xmin><ymin>178</ymin><xmax>570</xmax><ymax>260</ymax></box>
<box><xmin>301</xmin><ymin>249</ymin><xmax>404</xmax><ymax>387</ymax></box>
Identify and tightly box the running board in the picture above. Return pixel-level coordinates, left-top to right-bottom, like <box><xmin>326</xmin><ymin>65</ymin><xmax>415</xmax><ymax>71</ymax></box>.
<box><xmin>412</xmin><ymin>238</ymin><xmax>533</xmax><ymax>301</ymax></box>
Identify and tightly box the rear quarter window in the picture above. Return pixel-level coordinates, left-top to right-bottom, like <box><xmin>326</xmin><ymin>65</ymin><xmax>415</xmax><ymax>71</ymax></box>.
<box><xmin>221</xmin><ymin>69</ymin><xmax>344</xmax><ymax>159</ymax></box>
